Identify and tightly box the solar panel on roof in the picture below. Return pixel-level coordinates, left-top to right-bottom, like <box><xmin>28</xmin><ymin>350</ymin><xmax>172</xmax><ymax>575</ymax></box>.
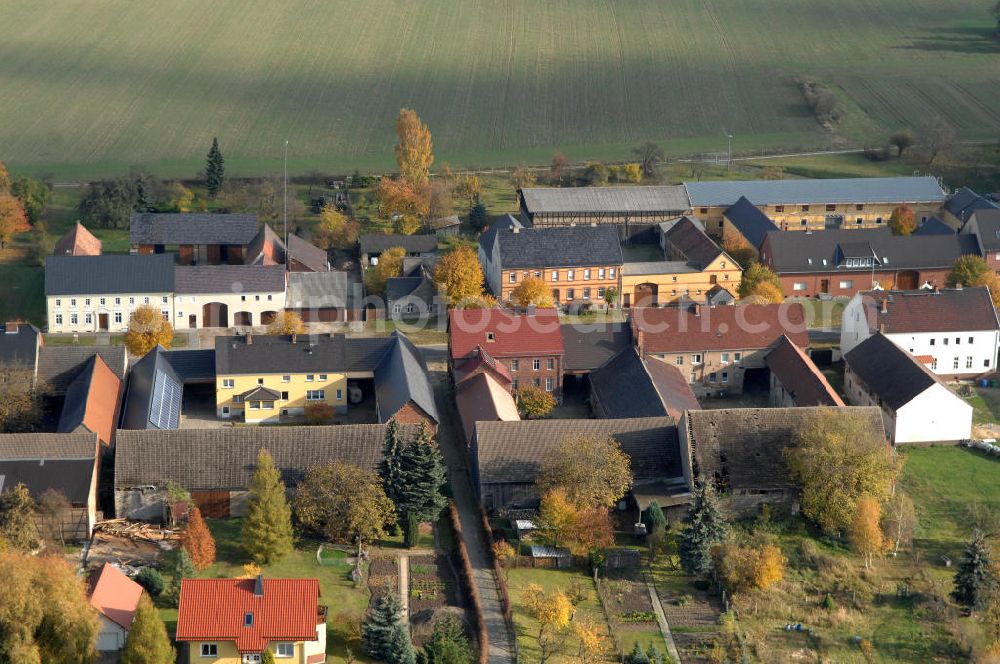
<box><xmin>149</xmin><ymin>370</ymin><xmax>182</xmax><ymax>429</ymax></box>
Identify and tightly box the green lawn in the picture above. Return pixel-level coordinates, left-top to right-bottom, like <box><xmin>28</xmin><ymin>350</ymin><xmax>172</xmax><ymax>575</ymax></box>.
<box><xmin>789</xmin><ymin>297</ymin><xmax>845</xmax><ymax>330</ymax></box>
<box><xmin>3</xmin><ymin>1</ymin><xmax>1000</xmax><ymax>178</ymax></box>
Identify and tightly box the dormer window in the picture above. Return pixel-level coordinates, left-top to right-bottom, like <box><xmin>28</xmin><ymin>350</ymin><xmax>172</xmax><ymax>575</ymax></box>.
<box><xmin>244</xmin><ymin>612</ymin><xmax>254</xmax><ymax>627</ymax></box>
<box><xmin>486</xmin><ymin>332</ymin><xmax>495</xmax><ymax>342</ymax></box>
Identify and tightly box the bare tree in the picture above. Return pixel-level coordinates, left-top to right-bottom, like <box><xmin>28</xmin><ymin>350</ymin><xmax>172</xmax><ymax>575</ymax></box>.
<box><xmin>632</xmin><ymin>142</ymin><xmax>665</xmax><ymax>178</ymax></box>
<box><xmin>920</xmin><ymin>120</ymin><xmax>957</xmax><ymax>166</ymax></box>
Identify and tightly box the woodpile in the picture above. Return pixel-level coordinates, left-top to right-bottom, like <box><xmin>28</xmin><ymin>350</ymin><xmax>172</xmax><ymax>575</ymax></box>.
<box><xmin>94</xmin><ymin>519</ymin><xmax>180</xmax><ymax>542</ymax></box>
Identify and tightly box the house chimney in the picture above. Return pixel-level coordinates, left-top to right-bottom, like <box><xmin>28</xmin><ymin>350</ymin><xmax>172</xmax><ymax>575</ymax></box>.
<box><xmin>4</xmin><ymin>322</ymin><xmax>17</xmax><ymax>334</ymax></box>
<box><xmin>512</xmin><ymin>226</ymin><xmax>520</xmax><ymax>234</ymax></box>
<box><xmin>253</xmin><ymin>575</ymin><xmax>264</xmax><ymax>597</ymax></box>
<box><xmin>246</xmin><ymin>333</ymin><xmax>253</xmax><ymax>345</ymax></box>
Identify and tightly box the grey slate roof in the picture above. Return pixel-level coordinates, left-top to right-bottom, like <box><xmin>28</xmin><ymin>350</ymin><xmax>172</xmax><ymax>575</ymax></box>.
<box><xmin>174</xmin><ymin>265</ymin><xmax>285</xmax><ymax>295</ymax></box>
<box><xmin>45</xmin><ymin>254</ymin><xmax>176</xmax><ymax>296</ymax></box>
<box><xmin>706</xmin><ymin>284</ymin><xmax>735</xmax><ymax>305</ymax></box>
<box><xmin>0</xmin><ymin>323</ymin><xmax>40</xmax><ymax>368</ymax></box>
<box><xmin>215</xmin><ymin>334</ymin><xmax>394</xmax><ymax>375</ymax></box>
<box><xmin>129</xmin><ymin>213</ymin><xmax>258</xmax><ymax>246</ymax></box>
<box><xmin>622</xmin><ymin>261</ymin><xmax>697</xmax><ymax>276</ymax></box>
<box><xmin>496</xmin><ymin>225</ymin><xmax>624</xmax><ymax>269</ymax></box>
<box><xmin>943</xmin><ymin>187</ymin><xmax>998</xmax><ymax>225</ymax></box>
<box><xmin>0</xmin><ymin>432</ymin><xmax>97</xmax><ymax>460</ymax></box>
<box><xmin>359</xmin><ymin>234</ymin><xmax>438</xmax><ymax>256</ymax></box>
<box><xmin>0</xmin><ymin>432</ymin><xmax>98</xmax><ymax>504</ymax></box>
<box><xmin>161</xmin><ymin>349</ymin><xmax>217</xmax><ymax>383</ymax></box>
<box><xmin>58</xmin><ymin>355</ymin><xmax>99</xmax><ymax>434</ymax></box>
<box><xmin>662</xmin><ymin>216</ymin><xmax>725</xmax><ymax>268</ymax></box>
<box><xmin>590</xmin><ymin>348</ymin><xmax>698</xmax><ymax>419</ymax></box>
<box><xmin>967</xmin><ymin>209</ymin><xmax>1000</xmax><ymax>252</ymax></box>
<box><xmin>114</xmin><ymin>424</ymin><xmax>420</xmax><ymax>491</ymax></box>
<box><xmin>520</xmin><ymin>186</ymin><xmax>691</xmax><ymax>214</ymax></box>
<box><xmin>287</xmin><ymin>234</ymin><xmax>329</xmax><ymax>272</ymax></box>
<box><xmin>913</xmin><ymin>217</ymin><xmax>955</xmax><ymax>236</ymax></box>
<box><xmin>37</xmin><ymin>346</ymin><xmax>128</xmax><ymax>395</ymax></box>
<box><xmin>479</xmin><ymin>214</ymin><xmax>523</xmax><ymax>256</ymax></box>
<box><xmin>373</xmin><ymin>333</ymin><xmax>439</xmax><ymax>423</ymax></box>
<box><xmin>762</xmin><ymin>227</ymin><xmax>979</xmax><ymax>274</ymax></box>
<box><xmin>843</xmin><ymin>333</ymin><xmax>942</xmax><ymax>411</ymax></box>
<box><xmin>387</xmin><ymin>277</ymin><xmax>436</xmax><ymax>307</ymax></box>
<box><xmin>287</xmin><ymin>271</ymin><xmax>349</xmax><ymax>309</ymax></box>
<box><xmin>686</xmin><ymin>176</ymin><xmax>946</xmax><ymax>207</ymax></box>
<box><xmin>560</xmin><ymin>323</ymin><xmax>632</xmax><ymax>372</ymax></box>
<box><xmin>685</xmin><ymin>406</ymin><xmax>885</xmax><ymax>491</ymax></box>
<box><xmin>723</xmin><ymin>196</ymin><xmax>780</xmax><ymax>248</ymax></box>
<box><xmin>120</xmin><ymin>346</ymin><xmax>183</xmax><ymax>430</ymax></box>
<box><xmin>474</xmin><ymin>417</ymin><xmax>680</xmax><ymax>485</ymax></box>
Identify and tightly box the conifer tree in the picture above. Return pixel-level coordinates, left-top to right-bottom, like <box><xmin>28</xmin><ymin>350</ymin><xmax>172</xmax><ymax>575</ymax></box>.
<box><xmin>646</xmin><ymin>643</ymin><xmax>665</xmax><ymax>664</ymax></box>
<box><xmin>0</xmin><ymin>482</ymin><xmax>38</xmax><ymax>551</ymax></box>
<box><xmin>167</xmin><ymin>548</ymin><xmax>196</xmax><ymax>607</ymax></box>
<box><xmin>205</xmin><ymin>137</ymin><xmax>225</xmax><ymax>198</ymax></box>
<box><xmin>363</xmin><ymin>593</ymin><xmax>407</xmax><ymax>660</ymax></box>
<box><xmin>183</xmin><ymin>506</ymin><xmax>216</xmax><ymax>570</ymax></box>
<box><xmin>952</xmin><ymin>530</ymin><xmax>997</xmax><ymax>610</ymax></box>
<box><xmin>380</xmin><ymin>419</ymin><xmax>407</xmax><ymax>509</ymax></box>
<box><xmin>469</xmin><ymin>197</ymin><xmax>488</xmax><ymax>230</ymax></box>
<box><xmin>388</xmin><ymin>620</ymin><xmax>417</xmax><ymax>664</ymax></box>
<box><xmin>679</xmin><ymin>481</ymin><xmax>728</xmax><ymax>577</ymax></box>
<box><xmin>242</xmin><ymin>448</ymin><xmax>294</xmax><ymax>564</ymax></box>
<box><xmin>643</xmin><ymin>500</ymin><xmax>667</xmax><ymax>536</ymax></box>
<box><xmin>262</xmin><ymin>649</ymin><xmax>276</xmax><ymax>664</ymax></box>
<box><xmin>397</xmin><ymin>423</ymin><xmax>448</xmax><ymax>546</ymax></box>
<box><xmin>120</xmin><ymin>594</ymin><xmax>175</xmax><ymax>664</ymax></box>
<box><xmin>625</xmin><ymin>643</ymin><xmax>649</xmax><ymax>664</ymax></box>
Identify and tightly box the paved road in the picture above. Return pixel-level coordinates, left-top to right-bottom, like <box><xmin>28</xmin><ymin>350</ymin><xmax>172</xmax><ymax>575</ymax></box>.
<box><xmin>422</xmin><ymin>345</ymin><xmax>516</xmax><ymax>664</ymax></box>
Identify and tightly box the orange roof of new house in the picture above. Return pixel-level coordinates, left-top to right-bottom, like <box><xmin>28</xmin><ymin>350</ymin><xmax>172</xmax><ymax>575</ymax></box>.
<box><xmin>176</xmin><ymin>577</ymin><xmax>320</xmax><ymax>653</ymax></box>
<box><xmin>88</xmin><ymin>563</ymin><xmax>143</xmax><ymax>629</ymax></box>
<box><xmin>53</xmin><ymin>221</ymin><xmax>103</xmax><ymax>256</ymax></box>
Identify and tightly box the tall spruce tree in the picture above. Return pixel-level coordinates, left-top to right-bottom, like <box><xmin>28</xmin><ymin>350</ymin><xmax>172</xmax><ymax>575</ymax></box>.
<box><xmin>678</xmin><ymin>481</ymin><xmax>728</xmax><ymax>577</ymax></box>
<box><xmin>167</xmin><ymin>549</ymin><xmax>197</xmax><ymax>607</ymax></box>
<box><xmin>363</xmin><ymin>593</ymin><xmax>406</xmax><ymax>660</ymax></box>
<box><xmin>952</xmin><ymin>530</ymin><xmax>997</xmax><ymax>610</ymax></box>
<box><xmin>380</xmin><ymin>419</ymin><xmax>407</xmax><ymax>509</ymax></box>
<box><xmin>625</xmin><ymin>643</ymin><xmax>649</xmax><ymax>664</ymax></box>
<box><xmin>419</xmin><ymin>615</ymin><xmax>474</xmax><ymax>664</ymax></box>
<box><xmin>388</xmin><ymin>621</ymin><xmax>417</xmax><ymax>664</ymax></box>
<box><xmin>397</xmin><ymin>423</ymin><xmax>448</xmax><ymax>546</ymax></box>
<box><xmin>120</xmin><ymin>594</ymin><xmax>175</xmax><ymax>664</ymax></box>
<box><xmin>469</xmin><ymin>196</ymin><xmax>488</xmax><ymax>230</ymax></box>
<box><xmin>242</xmin><ymin>448</ymin><xmax>294</xmax><ymax>564</ymax></box>
<box><xmin>205</xmin><ymin>137</ymin><xmax>225</xmax><ymax>198</ymax></box>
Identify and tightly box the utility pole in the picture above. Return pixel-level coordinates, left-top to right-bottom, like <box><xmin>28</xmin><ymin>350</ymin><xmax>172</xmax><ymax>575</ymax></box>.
<box><xmin>283</xmin><ymin>139</ymin><xmax>289</xmax><ymax>264</ymax></box>
<box><xmin>724</xmin><ymin>131</ymin><xmax>734</xmax><ymax>171</ymax></box>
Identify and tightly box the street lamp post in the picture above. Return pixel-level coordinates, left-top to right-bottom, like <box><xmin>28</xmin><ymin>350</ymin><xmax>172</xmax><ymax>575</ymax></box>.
<box><xmin>283</xmin><ymin>139</ymin><xmax>289</xmax><ymax>254</ymax></box>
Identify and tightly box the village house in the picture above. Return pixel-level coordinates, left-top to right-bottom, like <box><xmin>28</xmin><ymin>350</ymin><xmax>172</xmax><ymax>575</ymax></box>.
<box><xmin>619</xmin><ymin>216</ymin><xmax>739</xmax><ymax>307</ymax></box>
<box><xmin>45</xmin><ymin>254</ymin><xmax>176</xmax><ymax>333</ymax></box>
<box><xmin>720</xmin><ymin>196</ymin><xmax>780</xmax><ymax>256</ymax></box>
<box><xmin>244</xmin><ymin>226</ymin><xmax>331</xmax><ymax>272</ymax></box>
<box><xmin>840</xmin><ymin>288</ymin><xmax>1000</xmax><ymax>378</ymax></box>
<box><xmin>114</xmin><ymin>423</ymin><xmax>418</xmax><ymax>519</ymax></box>
<box><xmin>518</xmin><ymin>186</ymin><xmax>692</xmax><ymax>238</ymax></box>
<box><xmin>57</xmin><ymin>354</ymin><xmax>123</xmax><ymax>447</ymax></box>
<box><xmin>0</xmin><ymin>432</ymin><xmax>101</xmax><ymax>540</ymax></box>
<box><xmin>682</xmin><ymin>406</ymin><xmax>885</xmax><ymax>518</ymax></box>
<box><xmin>176</xmin><ymin>576</ymin><xmax>327</xmax><ymax>664</ymax></box>
<box><xmin>472</xmin><ymin>417</ymin><xmax>683</xmax><ymax>510</ymax></box>
<box><xmin>941</xmin><ymin>187</ymin><xmax>998</xmax><ymax>230</ymax></box>
<box><xmin>454</xmin><ymin>364</ymin><xmax>520</xmax><ymax>445</ymax></box>
<box><xmin>844</xmin><ymin>333</ymin><xmax>973</xmax><ymax>444</ymax></box>
<box><xmin>88</xmin><ymin>563</ymin><xmax>144</xmax><ymax>652</ymax></box>
<box><xmin>172</xmin><ymin>264</ymin><xmax>286</xmax><ymax>329</ymax></box>
<box><xmin>359</xmin><ymin>233</ymin><xmax>438</xmax><ymax>267</ymax></box>
<box><xmin>560</xmin><ymin>322</ymin><xmax>632</xmax><ymax>378</ymax></box>
<box><xmin>0</xmin><ymin>321</ymin><xmax>42</xmax><ymax>376</ymax></box>
<box><xmin>759</xmin><ymin>227</ymin><xmax>979</xmax><ymax>297</ymax></box>
<box><xmin>960</xmin><ymin>209</ymin><xmax>1000</xmax><ymax>274</ymax></box>
<box><xmin>686</xmin><ymin>176</ymin><xmax>945</xmax><ymax>234</ymax></box>
<box><xmin>589</xmin><ymin>347</ymin><xmax>700</xmax><ymax>420</ymax></box>
<box><xmin>214</xmin><ymin>332</ymin><xmax>437</xmax><ymax>427</ymax></box>
<box><xmin>449</xmin><ymin>307</ymin><xmax>565</xmax><ymax>397</ymax></box>
<box><xmin>630</xmin><ymin>303</ymin><xmax>809</xmax><ymax>396</ymax></box>
<box><xmin>286</xmin><ymin>271</ymin><xmax>360</xmax><ymax>323</ymax></box>
<box><xmin>764</xmin><ymin>335</ymin><xmax>844</xmax><ymax>407</ymax></box>
<box><xmin>480</xmin><ymin>224</ymin><xmax>623</xmax><ymax>307</ymax></box>
<box><xmin>37</xmin><ymin>345</ymin><xmax>128</xmax><ymax>395</ymax></box>
<box><xmin>53</xmin><ymin>221</ymin><xmax>102</xmax><ymax>257</ymax></box>
<box><xmin>130</xmin><ymin>212</ymin><xmax>258</xmax><ymax>265</ymax></box>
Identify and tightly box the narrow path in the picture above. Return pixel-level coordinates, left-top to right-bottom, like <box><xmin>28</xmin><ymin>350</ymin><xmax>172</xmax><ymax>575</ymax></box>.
<box><xmin>421</xmin><ymin>346</ymin><xmax>515</xmax><ymax>663</ymax></box>
<box><xmin>399</xmin><ymin>554</ymin><xmax>410</xmax><ymax>621</ymax></box>
<box><xmin>647</xmin><ymin>581</ymin><xmax>682</xmax><ymax>664</ymax></box>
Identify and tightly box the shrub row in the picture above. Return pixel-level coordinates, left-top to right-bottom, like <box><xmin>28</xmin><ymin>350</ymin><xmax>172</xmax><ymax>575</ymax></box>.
<box><xmin>479</xmin><ymin>506</ymin><xmax>515</xmax><ymax>627</ymax></box>
<box><xmin>448</xmin><ymin>501</ymin><xmax>489</xmax><ymax>664</ymax></box>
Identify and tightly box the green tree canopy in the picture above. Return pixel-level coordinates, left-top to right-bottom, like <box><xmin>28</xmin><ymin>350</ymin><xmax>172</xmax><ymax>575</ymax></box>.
<box><xmin>242</xmin><ymin>448</ymin><xmax>294</xmax><ymax>564</ymax></box>
<box><xmin>952</xmin><ymin>530</ymin><xmax>997</xmax><ymax>610</ymax></box>
<box><xmin>205</xmin><ymin>137</ymin><xmax>225</xmax><ymax>198</ymax></box>
<box><xmin>120</xmin><ymin>594</ymin><xmax>175</xmax><ymax>664</ymax></box>
<box><xmin>678</xmin><ymin>481</ymin><xmax>728</xmax><ymax>576</ymax></box>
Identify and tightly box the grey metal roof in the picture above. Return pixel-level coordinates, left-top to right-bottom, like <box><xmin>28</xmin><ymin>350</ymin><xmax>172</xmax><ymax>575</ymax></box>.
<box><xmin>912</xmin><ymin>217</ymin><xmax>955</xmax><ymax>237</ymax></box>
<box><xmin>968</xmin><ymin>210</ymin><xmax>1000</xmax><ymax>251</ymax></box>
<box><xmin>844</xmin><ymin>333</ymin><xmax>942</xmax><ymax>411</ymax></box>
<box><xmin>0</xmin><ymin>432</ymin><xmax>97</xmax><ymax>460</ymax></box>
<box><xmin>0</xmin><ymin>323</ymin><xmax>40</xmax><ymax>368</ymax></box>
<box><xmin>386</xmin><ymin>277</ymin><xmax>436</xmax><ymax>307</ymax></box>
<box><xmin>120</xmin><ymin>346</ymin><xmax>183</xmax><ymax>430</ymax></box>
<box><xmin>723</xmin><ymin>196</ymin><xmax>779</xmax><ymax>248</ymax></box>
<box><xmin>359</xmin><ymin>234</ymin><xmax>438</xmax><ymax>256</ymax></box>
<box><xmin>497</xmin><ymin>225</ymin><xmax>623</xmax><ymax>269</ymax></box>
<box><xmin>479</xmin><ymin>214</ymin><xmax>522</xmax><ymax>257</ymax></box>
<box><xmin>45</xmin><ymin>254</ymin><xmax>176</xmax><ymax>296</ymax></box>
<box><xmin>943</xmin><ymin>187</ymin><xmax>998</xmax><ymax>224</ymax></box>
<box><xmin>36</xmin><ymin>346</ymin><xmax>128</xmax><ymax>395</ymax></box>
<box><xmin>560</xmin><ymin>323</ymin><xmax>632</xmax><ymax>372</ymax></box>
<box><xmin>174</xmin><ymin>265</ymin><xmax>285</xmax><ymax>295</ymax></box>
<box><xmin>590</xmin><ymin>348</ymin><xmax>673</xmax><ymax>419</ymax></box>
<box><xmin>286</xmin><ymin>234</ymin><xmax>329</xmax><ymax>272</ymax></box>
<box><xmin>373</xmin><ymin>333</ymin><xmax>439</xmax><ymax>424</ymax></box>
<box><xmin>130</xmin><ymin>213</ymin><xmax>258</xmax><ymax>246</ymax></box>
<box><xmin>215</xmin><ymin>333</ymin><xmax>394</xmax><ymax>375</ymax></box>
<box><xmin>662</xmin><ymin>216</ymin><xmax>725</xmax><ymax>268</ymax></box>
<box><xmin>161</xmin><ymin>350</ymin><xmax>217</xmax><ymax>383</ymax></box>
<box><xmin>763</xmin><ymin>228</ymin><xmax>979</xmax><ymax>274</ymax></box>
<box><xmin>622</xmin><ymin>260</ymin><xmax>696</xmax><ymax>276</ymax></box>
<box><xmin>114</xmin><ymin>424</ymin><xmax>420</xmax><ymax>491</ymax></box>
<box><xmin>474</xmin><ymin>417</ymin><xmax>680</xmax><ymax>485</ymax></box>
<box><xmin>686</xmin><ymin>176</ymin><xmax>946</xmax><ymax>207</ymax></box>
<box><xmin>520</xmin><ymin>186</ymin><xmax>691</xmax><ymax>214</ymax></box>
<box><xmin>0</xmin><ymin>459</ymin><xmax>96</xmax><ymax>503</ymax></box>
<box><xmin>287</xmin><ymin>271</ymin><xmax>349</xmax><ymax>309</ymax></box>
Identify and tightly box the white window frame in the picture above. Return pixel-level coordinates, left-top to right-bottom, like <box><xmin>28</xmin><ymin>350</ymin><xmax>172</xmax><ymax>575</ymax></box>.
<box><xmin>793</xmin><ymin>282</ymin><xmax>807</xmax><ymax>291</ymax></box>
<box><xmin>545</xmin><ymin>377</ymin><xmax>554</xmax><ymax>392</ymax></box>
<box><xmin>510</xmin><ymin>359</ymin><xmax>518</xmax><ymax>372</ymax></box>
<box><xmin>839</xmin><ymin>280</ymin><xmax>853</xmax><ymax>289</ymax></box>
<box><xmin>551</xmin><ymin>270</ymin><xmax>559</xmax><ymax>282</ymax></box>
<box><xmin>200</xmin><ymin>643</ymin><xmax>218</xmax><ymax>657</ymax></box>
<box><xmin>583</xmin><ymin>269</ymin><xmax>591</xmax><ymax>280</ymax></box>
<box><xmin>509</xmin><ymin>272</ymin><xmax>516</xmax><ymax>283</ymax></box>
<box><xmin>222</xmin><ymin>379</ymin><xmax>234</xmax><ymax>389</ymax></box>
<box><xmin>532</xmin><ymin>359</ymin><xmax>540</xmax><ymax>371</ymax></box>
<box><xmin>276</xmin><ymin>643</ymin><xmax>295</xmax><ymax>658</ymax></box>
<box><xmin>319</xmin><ymin>374</ymin><xmax>328</xmax><ymax>381</ymax></box>
<box><xmin>282</xmin><ymin>375</ymin><xmax>290</xmax><ymax>382</ymax></box>
<box><xmin>692</xmin><ymin>354</ymin><xmax>702</xmax><ymax>365</ymax></box>
<box><xmin>306</xmin><ymin>390</ymin><xmax>326</xmax><ymax>401</ymax></box>
<box><xmin>306</xmin><ymin>374</ymin><xmax>315</xmax><ymax>382</ymax></box>
<box><xmin>55</xmin><ymin>313</ymin><xmax>63</xmax><ymax>326</ymax></box>
<box><xmin>567</xmin><ymin>269</ymin><xmax>575</xmax><ymax>281</ymax></box>
<box><xmin>336</xmin><ymin>389</ymin><xmax>343</xmax><ymax>400</ymax></box>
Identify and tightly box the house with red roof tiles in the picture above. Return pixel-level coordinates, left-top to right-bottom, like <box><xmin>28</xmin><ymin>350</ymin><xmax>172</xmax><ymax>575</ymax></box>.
<box><xmin>176</xmin><ymin>576</ymin><xmax>327</xmax><ymax>663</ymax></box>
<box><xmin>57</xmin><ymin>353</ymin><xmax>123</xmax><ymax>447</ymax></box>
<box><xmin>53</xmin><ymin>221</ymin><xmax>103</xmax><ymax>256</ymax></box>
<box><xmin>87</xmin><ymin>563</ymin><xmax>143</xmax><ymax>651</ymax></box>
<box><xmin>449</xmin><ymin>307</ymin><xmax>565</xmax><ymax>398</ymax></box>
<box><xmin>630</xmin><ymin>302</ymin><xmax>809</xmax><ymax>396</ymax></box>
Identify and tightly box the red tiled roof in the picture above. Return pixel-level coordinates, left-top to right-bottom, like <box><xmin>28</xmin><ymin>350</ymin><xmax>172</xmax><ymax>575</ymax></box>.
<box><xmin>632</xmin><ymin>303</ymin><xmax>808</xmax><ymax>354</ymax></box>
<box><xmin>764</xmin><ymin>335</ymin><xmax>844</xmax><ymax>407</ymax></box>
<box><xmin>861</xmin><ymin>288</ymin><xmax>1000</xmax><ymax>334</ymax></box>
<box><xmin>53</xmin><ymin>222</ymin><xmax>102</xmax><ymax>256</ymax></box>
<box><xmin>449</xmin><ymin>308</ymin><xmax>564</xmax><ymax>360</ymax></box>
<box><xmin>88</xmin><ymin>563</ymin><xmax>143</xmax><ymax>629</ymax></box>
<box><xmin>176</xmin><ymin>578</ymin><xmax>320</xmax><ymax>653</ymax></box>
<box><xmin>453</xmin><ymin>346</ymin><xmax>513</xmax><ymax>384</ymax></box>
<box><xmin>84</xmin><ymin>354</ymin><xmax>123</xmax><ymax>446</ymax></box>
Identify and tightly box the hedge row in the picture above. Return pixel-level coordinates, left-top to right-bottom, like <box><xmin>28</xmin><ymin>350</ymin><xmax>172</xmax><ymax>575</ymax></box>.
<box><xmin>448</xmin><ymin>501</ymin><xmax>489</xmax><ymax>664</ymax></box>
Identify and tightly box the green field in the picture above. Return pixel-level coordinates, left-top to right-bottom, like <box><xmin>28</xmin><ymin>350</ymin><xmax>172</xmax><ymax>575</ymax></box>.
<box><xmin>2</xmin><ymin>0</ymin><xmax>999</xmax><ymax>178</ymax></box>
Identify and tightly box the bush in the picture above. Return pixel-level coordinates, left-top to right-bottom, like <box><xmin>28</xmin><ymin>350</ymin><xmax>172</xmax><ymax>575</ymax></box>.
<box><xmin>134</xmin><ymin>567</ymin><xmax>165</xmax><ymax>596</ymax></box>
<box><xmin>304</xmin><ymin>402</ymin><xmax>335</xmax><ymax>425</ymax></box>
<box><xmin>448</xmin><ymin>502</ymin><xmax>487</xmax><ymax>664</ymax></box>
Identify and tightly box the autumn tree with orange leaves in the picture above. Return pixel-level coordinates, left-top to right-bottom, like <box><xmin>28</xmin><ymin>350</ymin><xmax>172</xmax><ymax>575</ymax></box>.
<box><xmin>395</xmin><ymin>108</ymin><xmax>434</xmax><ymax>186</ymax></box>
<box><xmin>183</xmin><ymin>506</ymin><xmax>217</xmax><ymax>570</ymax></box>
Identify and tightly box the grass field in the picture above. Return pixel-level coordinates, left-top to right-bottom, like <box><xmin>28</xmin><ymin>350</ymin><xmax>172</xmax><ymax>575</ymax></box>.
<box><xmin>2</xmin><ymin>1</ymin><xmax>999</xmax><ymax>178</ymax></box>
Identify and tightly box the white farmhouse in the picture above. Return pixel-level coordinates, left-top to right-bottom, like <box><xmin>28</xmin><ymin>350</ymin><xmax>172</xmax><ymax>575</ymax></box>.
<box><xmin>844</xmin><ymin>333</ymin><xmax>972</xmax><ymax>444</ymax></box>
<box><xmin>841</xmin><ymin>287</ymin><xmax>1000</xmax><ymax>379</ymax></box>
<box><xmin>172</xmin><ymin>264</ymin><xmax>286</xmax><ymax>329</ymax></box>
